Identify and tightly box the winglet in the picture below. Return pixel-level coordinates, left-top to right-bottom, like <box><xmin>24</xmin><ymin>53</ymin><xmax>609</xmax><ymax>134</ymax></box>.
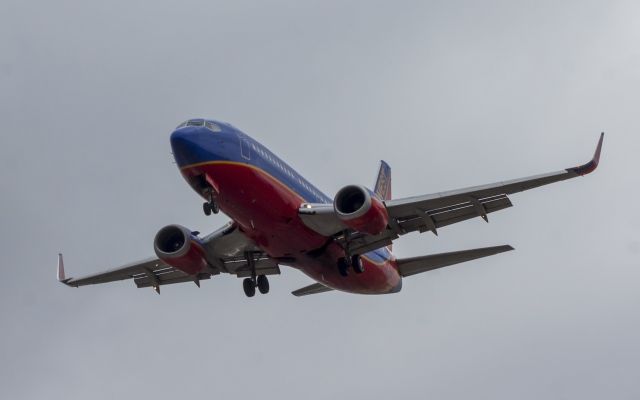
<box><xmin>570</xmin><ymin>132</ymin><xmax>604</xmax><ymax>176</ymax></box>
<box><xmin>57</xmin><ymin>253</ymin><xmax>72</xmax><ymax>285</ymax></box>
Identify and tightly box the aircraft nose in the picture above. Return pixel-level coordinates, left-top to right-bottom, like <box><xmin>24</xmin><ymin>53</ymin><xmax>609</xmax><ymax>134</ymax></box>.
<box><xmin>170</xmin><ymin>127</ymin><xmax>203</xmax><ymax>167</ymax></box>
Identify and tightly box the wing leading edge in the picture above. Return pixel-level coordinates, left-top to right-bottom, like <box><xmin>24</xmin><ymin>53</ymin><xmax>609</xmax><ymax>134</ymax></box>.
<box><xmin>386</xmin><ymin>133</ymin><xmax>604</xmax><ymax>221</ymax></box>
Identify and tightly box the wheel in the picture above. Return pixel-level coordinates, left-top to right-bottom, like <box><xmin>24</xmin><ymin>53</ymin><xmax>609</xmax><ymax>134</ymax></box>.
<box><xmin>242</xmin><ymin>278</ymin><xmax>256</xmax><ymax>297</ymax></box>
<box><xmin>337</xmin><ymin>258</ymin><xmax>349</xmax><ymax>277</ymax></box>
<box><xmin>257</xmin><ymin>275</ymin><xmax>270</xmax><ymax>294</ymax></box>
<box><xmin>203</xmin><ymin>202</ymin><xmax>212</xmax><ymax>216</ymax></box>
<box><xmin>352</xmin><ymin>255</ymin><xmax>365</xmax><ymax>274</ymax></box>
<box><xmin>211</xmin><ymin>201</ymin><xmax>220</xmax><ymax>214</ymax></box>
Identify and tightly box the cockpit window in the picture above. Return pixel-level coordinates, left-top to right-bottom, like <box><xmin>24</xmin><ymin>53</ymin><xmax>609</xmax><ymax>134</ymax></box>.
<box><xmin>176</xmin><ymin>119</ymin><xmax>221</xmax><ymax>132</ymax></box>
<box><xmin>205</xmin><ymin>121</ymin><xmax>222</xmax><ymax>132</ymax></box>
<box><xmin>186</xmin><ymin>119</ymin><xmax>204</xmax><ymax>127</ymax></box>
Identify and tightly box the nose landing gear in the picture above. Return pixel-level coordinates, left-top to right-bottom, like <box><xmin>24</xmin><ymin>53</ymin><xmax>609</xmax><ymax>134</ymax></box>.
<box><xmin>202</xmin><ymin>188</ymin><xmax>219</xmax><ymax>216</ymax></box>
<box><xmin>203</xmin><ymin>201</ymin><xmax>219</xmax><ymax>216</ymax></box>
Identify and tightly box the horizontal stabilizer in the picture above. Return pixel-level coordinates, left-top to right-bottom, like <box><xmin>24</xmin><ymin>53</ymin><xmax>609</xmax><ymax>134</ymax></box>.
<box><xmin>397</xmin><ymin>245</ymin><xmax>514</xmax><ymax>277</ymax></box>
<box><xmin>292</xmin><ymin>282</ymin><xmax>333</xmax><ymax>297</ymax></box>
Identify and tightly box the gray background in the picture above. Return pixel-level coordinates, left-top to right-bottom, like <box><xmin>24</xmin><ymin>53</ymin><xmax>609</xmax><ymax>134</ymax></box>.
<box><xmin>1</xmin><ymin>1</ymin><xmax>639</xmax><ymax>399</ymax></box>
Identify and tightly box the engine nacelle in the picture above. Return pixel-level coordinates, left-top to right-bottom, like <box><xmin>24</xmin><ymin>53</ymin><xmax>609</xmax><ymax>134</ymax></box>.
<box><xmin>154</xmin><ymin>225</ymin><xmax>208</xmax><ymax>275</ymax></box>
<box><xmin>333</xmin><ymin>185</ymin><xmax>389</xmax><ymax>235</ymax></box>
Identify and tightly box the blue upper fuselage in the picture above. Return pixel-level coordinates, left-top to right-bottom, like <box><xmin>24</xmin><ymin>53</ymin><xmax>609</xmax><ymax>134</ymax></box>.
<box><xmin>170</xmin><ymin>119</ymin><xmax>332</xmax><ymax>204</ymax></box>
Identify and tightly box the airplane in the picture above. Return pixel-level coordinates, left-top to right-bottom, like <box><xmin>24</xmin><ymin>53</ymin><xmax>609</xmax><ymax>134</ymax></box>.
<box><xmin>57</xmin><ymin>119</ymin><xmax>604</xmax><ymax>297</ymax></box>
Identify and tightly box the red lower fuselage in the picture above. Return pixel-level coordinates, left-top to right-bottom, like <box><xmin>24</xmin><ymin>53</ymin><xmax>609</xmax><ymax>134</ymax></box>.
<box><xmin>181</xmin><ymin>161</ymin><xmax>402</xmax><ymax>294</ymax></box>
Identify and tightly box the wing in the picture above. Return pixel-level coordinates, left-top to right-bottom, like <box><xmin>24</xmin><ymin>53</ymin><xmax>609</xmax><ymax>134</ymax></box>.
<box><xmin>300</xmin><ymin>133</ymin><xmax>603</xmax><ymax>254</ymax></box>
<box><xmin>57</xmin><ymin>222</ymin><xmax>281</xmax><ymax>293</ymax></box>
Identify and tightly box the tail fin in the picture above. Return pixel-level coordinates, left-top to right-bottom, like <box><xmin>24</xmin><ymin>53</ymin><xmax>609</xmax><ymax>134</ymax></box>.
<box><xmin>374</xmin><ymin>161</ymin><xmax>392</xmax><ymax>200</ymax></box>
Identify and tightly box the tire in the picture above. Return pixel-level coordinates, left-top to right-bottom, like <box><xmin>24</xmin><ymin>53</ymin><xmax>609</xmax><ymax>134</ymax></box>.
<box><xmin>211</xmin><ymin>202</ymin><xmax>220</xmax><ymax>214</ymax></box>
<box><xmin>337</xmin><ymin>258</ymin><xmax>349</xmax><ymax>277</ymax></box>
<box><xmin>243</xmin><ymin>278</ymin><xmax>256</xmax><ymax>297</ymax></box>
<box><xmin>352</xmin><ymin>255</ymin><xmax>365</xmax><ymax>274</ymax></box>
<box><xmin>203</xmin><ymin>202</ymin><xmax>212</xmax><ymax>216</ymax></box>
<box><xmin>257</xmin><ymin>275</ymin><xmax>270</xmax><ymax>294</ymax></box>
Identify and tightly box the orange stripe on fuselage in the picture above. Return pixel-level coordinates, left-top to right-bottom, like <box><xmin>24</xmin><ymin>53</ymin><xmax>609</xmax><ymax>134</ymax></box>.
<box><xmin>181</xmin><ymin>160</ymin><xmax>308</xmax><ymax>204</ymax></box>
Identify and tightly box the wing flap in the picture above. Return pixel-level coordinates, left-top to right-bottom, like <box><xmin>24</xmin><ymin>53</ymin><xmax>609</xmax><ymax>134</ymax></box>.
<box><xmin>335</xmin><ymin>195</ymin><xmax>512</xmax><ymax>255</ymax></box>
<box><xmin>397</xmin><ymin>245</ymin><xmax>514</xmax><ymax>277</ymax></box>
<box><xmin>135</xmin><ymin>272</ymin><xmax>212</xmax><ymax>288</ymax></box>
<box><xmin>396</xmin><ymin>194</ymin><xmax>513</xmax><ymax>234</ymax></box>
<box><xmin>225</xmin><ymin>257</ymin><xmax>281</xmax><ymax>277</ymax></box>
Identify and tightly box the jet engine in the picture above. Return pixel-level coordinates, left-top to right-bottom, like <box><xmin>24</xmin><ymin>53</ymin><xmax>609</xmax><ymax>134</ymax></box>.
<box><xmin>154</xmin><ymin>224</ymin><xmax>208</xmax><ymax>275</ymax></box>
<box><xmin>333</xmin><ymin>185</ymin><xmax>389</xmax><ymax>235</ymax></box>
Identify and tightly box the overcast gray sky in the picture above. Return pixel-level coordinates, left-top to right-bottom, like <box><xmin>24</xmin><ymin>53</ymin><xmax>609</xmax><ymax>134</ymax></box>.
<box><xmin>1</xmin><ymin>1</ymin><xmax>639</xmax><ymax>399</ymax></box>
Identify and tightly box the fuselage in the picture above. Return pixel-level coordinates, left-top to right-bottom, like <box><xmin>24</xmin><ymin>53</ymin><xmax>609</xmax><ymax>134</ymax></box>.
<box><xmin>170</xmin><ymin>119</ymin><xmax>402</xmax><ymax>294</ymax></box>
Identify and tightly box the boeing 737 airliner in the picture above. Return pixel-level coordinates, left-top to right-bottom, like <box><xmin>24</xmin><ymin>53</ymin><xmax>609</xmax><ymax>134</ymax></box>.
<box><xmin>57</xmin><ymin>119</ymin><xmax>603</xmax><ymax>297</ymax></box>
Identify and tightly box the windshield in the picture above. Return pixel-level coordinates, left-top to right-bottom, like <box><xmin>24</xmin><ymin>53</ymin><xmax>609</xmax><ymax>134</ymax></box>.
<box><xmin>186</xmin><ymin>119</ymin><xmax>204</xmax><ymax>127</ymax></box>
<box><xmin>176</xmin><ymin>119</ymin><xmax>221</xmax><ymax>132</ymax></box>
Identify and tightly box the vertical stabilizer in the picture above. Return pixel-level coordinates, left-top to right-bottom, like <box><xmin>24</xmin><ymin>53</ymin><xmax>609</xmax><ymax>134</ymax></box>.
<box><xmin>374</xmin><ymin>161</ymin><xmax>392</xmax><ymax>200</ymax></box>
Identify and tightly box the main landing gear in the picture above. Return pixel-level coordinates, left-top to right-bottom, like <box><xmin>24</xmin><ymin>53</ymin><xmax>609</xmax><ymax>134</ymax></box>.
<box><xmin>243</xmin><ymin>275</ymin><xmax>270</xmax><ymax>297</ymax></box>
<box><xmin>242</xmin><ymin>251</ymin><xmax>270</xmax><ymax>297</ymax></box>
<box><xmin>202</xmin><ymin>189</ymin><xmax>219</xmax><ymax>216</ymax></box>
<box><xmin>337</xmin><ymin>254</ymin><xmax>364</xmax><ymax>277</ymax></box>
